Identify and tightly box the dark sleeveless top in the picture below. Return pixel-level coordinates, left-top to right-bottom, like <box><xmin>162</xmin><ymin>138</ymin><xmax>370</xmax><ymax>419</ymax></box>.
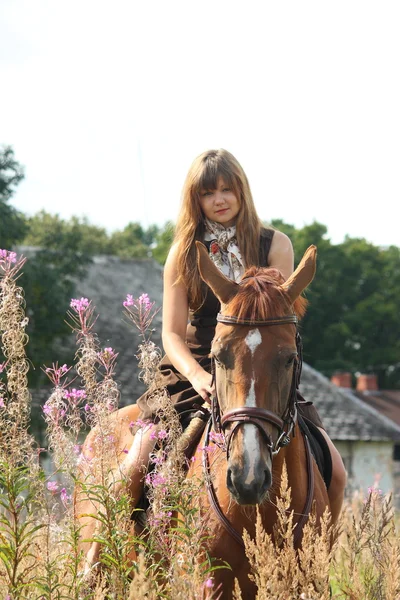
<box><xmin>137</xmin><ymin>228</ymin><xmax>323</xmax><ymax>430</ymax></box>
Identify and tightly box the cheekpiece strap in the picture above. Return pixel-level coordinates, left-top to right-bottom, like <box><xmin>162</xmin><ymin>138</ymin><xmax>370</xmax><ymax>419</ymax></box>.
<box><xmin>216</xmin><ymin>314</ymin><xmax>298</xmax><ymax>327</ymax></box>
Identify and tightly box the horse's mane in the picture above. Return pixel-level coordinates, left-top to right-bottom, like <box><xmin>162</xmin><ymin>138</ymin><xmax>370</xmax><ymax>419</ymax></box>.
<box><xmin>225</xmin><ymin>266</ymin><xmax>308</xmax><ymax>321</ymax></box>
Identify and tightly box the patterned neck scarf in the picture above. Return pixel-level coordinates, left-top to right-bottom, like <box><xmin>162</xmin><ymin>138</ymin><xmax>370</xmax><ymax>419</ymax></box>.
<box><xmin>204</xmin><ymin>219</ymin><xmax>244</xmax><ymax>282</ymax></box>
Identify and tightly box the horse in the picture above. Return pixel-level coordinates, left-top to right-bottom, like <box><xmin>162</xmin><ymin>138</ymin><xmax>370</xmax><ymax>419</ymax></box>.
<box><xmin>75</xmin><ymin>243</ymin><xmax>334</xmax><ymax>598</ymax></box>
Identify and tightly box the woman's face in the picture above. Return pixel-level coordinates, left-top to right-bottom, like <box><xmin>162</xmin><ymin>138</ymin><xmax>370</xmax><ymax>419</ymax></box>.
<box><xmin>198</xmin><ymin>177</ymin><xmax>240</xmax><ymax>228</ymax></box>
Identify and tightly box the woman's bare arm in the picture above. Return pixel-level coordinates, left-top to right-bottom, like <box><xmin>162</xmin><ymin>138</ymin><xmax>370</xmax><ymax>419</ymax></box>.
<box><xmin>268</xmin><ymin>230</ymin><xmax>294</xmax><ymax>280</ymax></box>
<box><xmin>162</xmin><ymin>244</ymin><xmax>214</xmax><ymax>402</ymax></box>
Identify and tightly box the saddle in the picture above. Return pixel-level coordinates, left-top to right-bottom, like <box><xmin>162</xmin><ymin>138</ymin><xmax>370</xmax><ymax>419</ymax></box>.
<box><xmin>297</xmin><ymin>413</ymin><xmax>333</xmax><ymax>490</ymax></box>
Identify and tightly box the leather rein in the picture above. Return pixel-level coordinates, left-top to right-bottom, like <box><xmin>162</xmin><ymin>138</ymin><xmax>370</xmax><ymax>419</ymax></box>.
<box><xmin>202</xmin><ymin>312</ymin><xmax>315</xmax><ymax>549</ymax></box>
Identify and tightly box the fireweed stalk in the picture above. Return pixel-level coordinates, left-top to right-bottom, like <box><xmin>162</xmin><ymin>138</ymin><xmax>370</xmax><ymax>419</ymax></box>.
<box><xmin>67</xmin><ymin>298</ymin><xmax>119</xmax><ymax>474</ymax></box>
<box><xmin>42</xmin><ymin>362</ymin><xmax>86</xmax><ymax>472</ymax></box>
<box><xmin>0</xmin><ymin>250</ymin><xmax>46</xmax><ymax>597</ymax></box>
<box><xmin>122</xmin><ymin>293</ymin><xmax>184</xmax><ymax>507</ymax></box>
<box><xmin>123</xmin><ymin>294</ymin><xmax>218</xmax><ymax>595</ymax></box>
<box><xmin>0</xmin><ymin>249</ymin><xmax>35</xmax><ymax>465</ymax></box>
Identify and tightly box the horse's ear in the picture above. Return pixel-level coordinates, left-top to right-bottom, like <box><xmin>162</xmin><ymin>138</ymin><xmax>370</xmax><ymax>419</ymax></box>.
<box><xmin>280</xmin><ymin>245</ymin><xmax>317</xmax><ymax>303</ymax></box>
<box><xmin>196</xmin><ymin>241</ymin><xmax>239</xmax><ymax>305</ymax></box>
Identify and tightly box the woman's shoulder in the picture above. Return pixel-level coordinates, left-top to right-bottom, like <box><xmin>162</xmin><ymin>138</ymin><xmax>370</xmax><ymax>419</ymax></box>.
<box><xmin>269</xmin><ymin>228</ymin><xmax>292</xmax><ymax>250</ymax></box>
<box><xmin>260</xmin><ymin>225</ymin><xmax>275</xmax><ymax>241</ymax></box>
<box><xmin>164</xmin><ymin>242</ymin><xmax>180</xmax><ymax>275</ymax></box>
<box><xmin>260</xmin><ymin>225</ymin><xmax>292</xmax><ymax>248</ymax></box>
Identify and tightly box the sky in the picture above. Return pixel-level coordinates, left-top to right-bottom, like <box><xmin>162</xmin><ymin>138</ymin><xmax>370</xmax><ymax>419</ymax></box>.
<box><xmin>1</xmin><ymin>0</ymin><xmax>399</xmax><ymax>247</ymax></box>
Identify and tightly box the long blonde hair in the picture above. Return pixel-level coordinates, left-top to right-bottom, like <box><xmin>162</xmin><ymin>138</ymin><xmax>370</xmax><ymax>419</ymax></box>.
<box><xmin>174</xmin><ymin>149</ymin><xmax>264</xmax><ymax>310</ymax></box>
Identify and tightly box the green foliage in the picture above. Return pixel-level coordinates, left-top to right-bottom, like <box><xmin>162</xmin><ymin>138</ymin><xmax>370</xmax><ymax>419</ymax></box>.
<box><xmin>152</xmin><ymin>221</ymin><xmax>175</xmax><ymax>265</ymax></box>
<box><xmin>276</xmin><ymin>221</ymin><xmax>400</xmax><ymax>388</ymax></box>
<box><xmin>0</xmin><ymin>146</ymin><xmax>28</xmax><ymax>248</ymax></box>
<box><xmin>0</xmin><ymin>462</ymin><xmax>46</xmax><ymax>596</ymax></box>
<box><xmin>24</xmin><ymin>211</ymin><xmax>112</xmax><ymax>256</ymax></box>
<box><xmin>20</xmin><ymin>212</ymin><xmax>98</xmax><ymax>389</ymax></box>
<box><xmin>109</xmin><ymin>222</ymin><xmax>153</xmax><ymax>258</ymax></box>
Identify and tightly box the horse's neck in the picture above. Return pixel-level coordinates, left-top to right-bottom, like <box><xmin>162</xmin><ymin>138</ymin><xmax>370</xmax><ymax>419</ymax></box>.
<box><xmin>270</xmin><ymin>424</ymin><xmax>309</xmax><ymax>504</ymax></box>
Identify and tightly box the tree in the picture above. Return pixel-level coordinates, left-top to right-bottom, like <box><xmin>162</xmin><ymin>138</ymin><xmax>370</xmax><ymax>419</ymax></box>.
<box><xmin>109</xmin><ymin>222</ymin><xmax>154</xmax><ymax>258</ymax></box>
<box><xmin>273</xmin><ymin>220</ymin><xmax>400</xmax><ymax>388</ymax></box>
<box><xmin>24</xmin><ymin>211</ymin><xmax>112</xmax><ymax>255</ymax></box>
<box><xmin>21</xmin><ymin>221</ymin><xmax>94</xmax><ymax>386</ymax></box>
<box><xmin>152</xmin><ymin>221</ymin><xmax>175</xmax><ymax>265</ymax></box>
<box><xmin>0</xmin><ymin>146</ymin><xmax>27</xmax><ymax>248</ymax></box>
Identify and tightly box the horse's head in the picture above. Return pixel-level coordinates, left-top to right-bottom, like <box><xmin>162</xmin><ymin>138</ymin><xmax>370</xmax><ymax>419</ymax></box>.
<box><xmin>196</xmin><ymin>242</ymin><xmax>317</xmax><ymax>505</ymax></box>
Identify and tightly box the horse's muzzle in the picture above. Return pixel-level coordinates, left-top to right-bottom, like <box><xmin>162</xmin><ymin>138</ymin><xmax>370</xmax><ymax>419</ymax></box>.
<box><xmin>226</xmin><ymin>464</ymin><xmax>271</xmax><ymax>505</ymax></box>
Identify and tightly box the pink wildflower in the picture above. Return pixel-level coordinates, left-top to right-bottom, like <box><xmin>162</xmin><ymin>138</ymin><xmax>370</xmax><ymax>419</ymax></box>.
<box><xmin>0</xmin><ymin>249</ymin><xmax>17</xmax><ymax>264</ymax></box>
<box><xmin>0</xmin><ymin>397</ymin><xmax>5</xmax><ymax>408</ymax></box>
<box><xmin>204</xmin><ymin>578</ymin><xmax>213</xmax><ymax>588</ymax></box>
<box><xmin>123</xmin><ymin>294</ymin><xmax>135</xmax><ymax>307</ymax></box>
<box><xmin>70</xmin><ymin>297</ymin><xmax>90</xmax><ymax>312</ymax></box>
<box><xmin>47</xmin><ymin>481</ymin><xmax>59</xmax><ymax>493</ymax></box>
<box><xmin>131</xmin><ymin>418</ymin><xmax>150</xmax><ymax>429</ymax></box>
<box><xmin>60</xmin><ymin>488</ymin><xmax>71</xmax><ymax>506</ymax></box>
<box><xmin>43</xmin><ymin>363</ymin><xmax>70</xmax><ymax>387</ymax></box>
<box><xmin>145</xmin><ymin>473</ymin><xmax>167</xmax><ymax>488</ymax></box>
<box><xmin>209</xmin><ymin>431</ymin><xmax>225</xmax><ymax>445</ymax></box>
<box><xmin>98</xmin><ymin>347</ymin><xmax>117</xmax><ymax>359</ymax></box>
<box><xmin>200</xmin><ymin>445</ymin><xmax>214</xmax><ymax>453</ymax></box>
<box><xmin>138</xmin><ymin>293</ymin><xmax>151</xmax><ymax>309</ymax></box>
<box><xmin>64</xmin><ymin>388</ymin><xmax>87</xmax><ymax>403</ymax></box>
<box><xmin>150</xmin><ymin>452</ymin><xmax>166</xmax><ymax>465</ymax></box>
<box><xmin>158</xmin><ymin>429</ymin><xmax>168</xmax><ymax>440</ymax></box>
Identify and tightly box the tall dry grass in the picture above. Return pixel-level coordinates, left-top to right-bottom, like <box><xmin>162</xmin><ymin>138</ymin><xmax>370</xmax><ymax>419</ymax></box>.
<box><xmin>0</xmin><ymin>249</ymin><xmax>399</xmax><ymax>599</ymax></box>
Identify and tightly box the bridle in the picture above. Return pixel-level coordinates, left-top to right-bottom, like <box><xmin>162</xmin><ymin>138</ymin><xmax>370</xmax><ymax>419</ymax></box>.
<box><xmin>211</xmin><ymin>313</ymin><xmax>301</xmax><ymax>459</ymax></box>
<box><xmin>202</xmin><ymin>311</ymin><xmax>314</xmax><ymax>549</ymax></box>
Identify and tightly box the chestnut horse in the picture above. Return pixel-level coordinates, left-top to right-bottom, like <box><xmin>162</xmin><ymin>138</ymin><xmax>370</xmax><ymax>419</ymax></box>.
<box><xmin>76</xmin><ymin>244</ymin><xmax>332</xmax><ymax>598</ymax></box>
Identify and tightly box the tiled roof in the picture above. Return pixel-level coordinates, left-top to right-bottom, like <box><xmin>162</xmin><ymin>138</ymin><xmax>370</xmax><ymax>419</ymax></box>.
<box><xmin>354</xmin><ymin>390</ymin><xmax>400</xmax><ymax>428</ymax></box>
<box><xmin>30</xmin><ymin>254</ymin><xmax>400</xmax><ymax>443</ymax></box>
<box><xmin>300</xmin><ymin>365</ymin><xmax>400</xmax><ymax>441</ymax></box>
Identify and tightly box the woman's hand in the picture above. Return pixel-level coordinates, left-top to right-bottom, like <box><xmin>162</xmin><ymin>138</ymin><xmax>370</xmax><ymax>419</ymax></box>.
<box><xmin>188</xmin><ymin>367</ymin><xmax>215</xmax><ymax>403</ymax></box>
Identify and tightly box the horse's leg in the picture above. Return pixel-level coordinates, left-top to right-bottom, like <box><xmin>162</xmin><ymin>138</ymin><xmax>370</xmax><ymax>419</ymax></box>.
<box><xmin>75</xmin><ymin>404</ymin><xmax>157</xmax><ymax>573</ymax></box>
<box><xmin>317</xmin><ymin>427</ymin><xmax>347</xmax><ymax>524</ymax></box>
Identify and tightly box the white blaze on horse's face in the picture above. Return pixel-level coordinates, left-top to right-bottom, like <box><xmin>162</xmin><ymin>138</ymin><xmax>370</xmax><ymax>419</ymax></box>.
<box><xmin>244</xmin><ymin>328</ymin><xmax>262</xmax><ymax>408</ymax></box>
<box><xmin>243</xmin><ymin>328</ymin><xmax>262</xmax><ymax>485</ymax></box>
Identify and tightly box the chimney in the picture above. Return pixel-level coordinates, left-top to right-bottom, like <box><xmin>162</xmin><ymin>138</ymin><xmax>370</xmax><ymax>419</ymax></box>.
<box><xmin>331</xmin><ymin>372</ymin><xmax>352</xmax><ymax>388</ymax></box>
<box><xmin>356</xmin><ymin>374</ymin><xmax>378</xmax><ymax>392</ymax></box>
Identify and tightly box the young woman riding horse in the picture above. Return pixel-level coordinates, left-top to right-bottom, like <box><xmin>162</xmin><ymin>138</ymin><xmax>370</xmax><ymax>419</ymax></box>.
<box><xmin>80</xmin><ymin>149</ymin><xmax>346</xmax><ymax>579</ymax></box>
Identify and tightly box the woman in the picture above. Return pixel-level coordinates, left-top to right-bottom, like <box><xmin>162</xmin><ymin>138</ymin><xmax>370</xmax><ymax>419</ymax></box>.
<box><xmin>84</xmin><ymin>149</ymin><xmax>346</xmax><ymax>570</ymax></box>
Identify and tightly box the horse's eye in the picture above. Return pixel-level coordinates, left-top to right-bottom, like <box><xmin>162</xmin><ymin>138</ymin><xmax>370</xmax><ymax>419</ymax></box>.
<box><xmin>286</xmin><ymin>354</ymin><xmax>297</xmax><ymax>368</ymax></box>
<box><xmin>212</xmin><ymin>354</ymin><xmax>224</xmax><ymax>368</ymax></box>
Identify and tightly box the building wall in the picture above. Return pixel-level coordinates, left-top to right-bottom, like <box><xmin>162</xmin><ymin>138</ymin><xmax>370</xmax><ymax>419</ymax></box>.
<box><xmin>336</xmin><ymin>440</ymin><xmax>395</xmax><ymax>497</ymax></box>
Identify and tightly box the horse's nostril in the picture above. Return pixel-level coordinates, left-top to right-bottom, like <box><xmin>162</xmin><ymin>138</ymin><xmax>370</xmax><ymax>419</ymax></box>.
<box><xmin>262</xmin><ymin>469</ymin><xmax>272</xmax><ymax>492</ymax></box>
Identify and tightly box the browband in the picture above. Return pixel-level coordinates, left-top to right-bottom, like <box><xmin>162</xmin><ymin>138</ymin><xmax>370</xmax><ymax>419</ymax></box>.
<box><xmin>216</xmin><ymin>314</ymin><xmax>298</xmax><ymax>326</ymax></box>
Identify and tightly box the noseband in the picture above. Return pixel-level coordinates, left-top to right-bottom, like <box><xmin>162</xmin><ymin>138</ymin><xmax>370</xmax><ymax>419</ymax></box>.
<box><xmin>211</xmin><ymin>313</ymin><xmax>301</xmax><ymax>458</ymax></box>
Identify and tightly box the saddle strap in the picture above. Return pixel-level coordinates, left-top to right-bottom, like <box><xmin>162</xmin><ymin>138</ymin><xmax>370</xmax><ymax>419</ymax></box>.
<box><xmin>293</xmin><ymin>433</ymin><xmax>314</xmax><ymax>546</ymax></box>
